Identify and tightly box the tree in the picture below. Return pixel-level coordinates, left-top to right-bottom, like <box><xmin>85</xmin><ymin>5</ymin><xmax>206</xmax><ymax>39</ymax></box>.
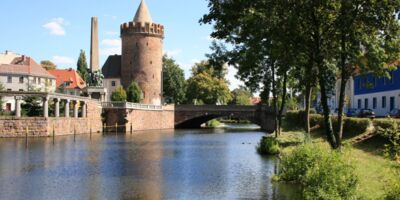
<box><xmin>186</xmin><ymin>72</ymin><xmax>232</xmax><ymax>105</ymax></box>
<box><xmin>230</xmin><ymin>86</ymin><xmax>252</xmax><ymax>105</ymax></box>
<box><xmin>40</xmin><ymin>60</ymin><xmax>57</xmax><ymax>70</ymax></box>
<box><xmin>191</xmin><ymin>60</ymin><xmax>227</xmax><ymax>79</ymax></box>
<box><xmin>162</xmin><ymin>55</ymin><xmax>186</xmax><ymax>104</ymax></box>
<box><xmin>127</xmin><ymin>81</ymin><xmax>142</xmax><ymax>103</ymax></box>
<box><xmin>22</xmin><ymin>86</ymin><xmax>42</xmax><ymax>116</ymax></box>
<box><xmin>111</xmin><ymin>86</ymin><xmax>127</xmax><ymax>102</ymax></box>
<box><xmin>0</xmin><ymin>83</ymin><xmax>4</xmax><ymax>112</ymax></box>
<box><xmin>77</xmin><ymin>50</ymin><xmax>89</xmax><ymax>83</ymax></box>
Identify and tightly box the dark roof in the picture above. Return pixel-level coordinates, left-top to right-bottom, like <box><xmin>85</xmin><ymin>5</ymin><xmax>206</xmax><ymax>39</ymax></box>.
<box><xmin>102</xmin><ymin>55</ymin><xmax>121</xmax><ymax>78</ymax></box>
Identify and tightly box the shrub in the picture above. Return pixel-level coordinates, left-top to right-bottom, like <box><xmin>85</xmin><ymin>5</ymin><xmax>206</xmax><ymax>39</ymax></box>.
<box><xmin>205</xmin><ymin>119</ymin><xmax>221</xmax><ymax>128</ymax></box>
<box><xmin>127</xmin><ymin>81</ymin><xmax>142</xmax><ymax>103</ymax></box>
<box><xmin>111</xmin><ymin>86</ymin><xmax>127</xmax><ymax>102</ymax></box>
<box><xmin>342</xmin><ymin>118</ymin><xmax>371</xmax><ymax>138</ymax></box>
<box><xmin>257</xmin><ymin>136</ymin><xmax>280</xmax><ymax>155</ymax></box>
<box><xmin>376</xmin><ymin>118</ymin><xmax>400</xmax><ymax>161</ymax></box>
<box><xmin>278</xmin><ymin>144</ymin><xmax>358</xmax><ymax>200</ymax></box>
<box><xmin>384</xmin><ymin>182</ymin><xmax>400</xmax><ymax>200</ymax></box>
<box><xmin>302</xmin><ymin>152</ymin><xmax>358</xmax><ymax>200</ymax></box>
<box><xmin>284</xmin><ymin>111</ymin><xmax>322</xmax><ymax>129</ymax></box>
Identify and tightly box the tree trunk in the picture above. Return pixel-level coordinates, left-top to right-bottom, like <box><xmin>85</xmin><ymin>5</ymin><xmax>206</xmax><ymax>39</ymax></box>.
<box><xmin>278</xmin><ymin>72</ymin><xmax>288</xmax><ymax>136</ymax></box>
<box><xmin>336</xmin><ymin>33</ymin><xmax>350</xmax><ymax>148</ymax></box>
<box><xmin>305</xmin><ymin>84</ymin><xmax>312</xmax><ymax>136</ymax></box>
<box><xmin>271</xmin><ymin>61</ymin><xmax>278</xmax><ymax>137</ymax></box>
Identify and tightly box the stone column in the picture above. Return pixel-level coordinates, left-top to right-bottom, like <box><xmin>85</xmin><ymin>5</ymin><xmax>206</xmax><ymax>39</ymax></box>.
<box><xmin>65</xmin><ymin>99</ymin><xmax>70</xmax><ymax>118</ymax></box>
<box><xmin>74</xmin><ymin>101</ymin><xmax>79</xmax><ymax>118</ymax></box>
<box><xmin>43</xmin><ymin>96</ymin><xmax>49</xmax><ymax>118</ymax></box>
<box><xmin>82</xmin><ymin>102</ymin><xmax>87</xmax><ymax>118</ymax></box>
<box><xmin>54</xmin><ymin>98</ymin><xmax>60</xmax><ymax>117</ymax></box>
<box><xmin>15</xmin><ymin>96</ymin><xmax>22</xmax><ymax>117</ymax></box>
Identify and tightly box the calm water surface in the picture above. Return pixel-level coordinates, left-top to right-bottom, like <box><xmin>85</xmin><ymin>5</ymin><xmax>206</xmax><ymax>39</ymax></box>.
<box><xmin>0</xmin><ymin>126</ymin><xmax>300</xmax><ymax>200</ymax></box>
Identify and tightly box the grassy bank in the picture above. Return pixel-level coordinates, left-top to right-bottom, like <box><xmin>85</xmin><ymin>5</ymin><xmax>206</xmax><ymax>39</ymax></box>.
<box><xmin>276</xmin><ymin>128</ymin><xmax>399</xmax><ymax>199</ymax></box>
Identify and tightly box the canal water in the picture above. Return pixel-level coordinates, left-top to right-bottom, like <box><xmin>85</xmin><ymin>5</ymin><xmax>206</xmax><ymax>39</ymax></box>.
<box><xmin>0</xmin><ymin>125</ymin><xmax>300</xmax><ymax>200</ymax></box>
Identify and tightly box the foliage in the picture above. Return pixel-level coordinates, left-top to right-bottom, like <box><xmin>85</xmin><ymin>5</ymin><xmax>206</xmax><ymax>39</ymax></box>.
<box><xmin>342</xmin><ymin>118</ymin><xmax>372</xmax><ymax>139</ymax></box>
<box><xmin>186</xmin><ymin>71</ymin><xmax>232</xmax><ymax>105</ymax></box>
<box><xmin>257</xmin><ymin>136</ymin><xmax>280</xmax><ymax>155</ymax></box>
<box><xmin>111</xmin><ymin>86</ymin><xmax>127</xmax><ymax>102</ymax></box>
<box><xmin>40</xmin><ymin>60</ymin><xmax>57</xmax><ymax>70</ymax></box>
<box><xmin>205</xmin><ymin>119</ymin><xmax>221</xmax><ymax>128</ymax></box>
<box><xmin>162</xmin><ymin>55</ymin><xmax>186</xmax><ymax>104</ymax></box>
<box><xmin>192</xmin><ymin>60</ymin><xmax>227</xmax><ymax>79</ymax></box>
<box><xmin>126</xmin><ymin>81</ymin><xmax>142</xmax><ymax>103</ymax></box>
<box><xmin>77</xmin><ymin>50</ymin><xmax>89</xmax><ymax>83</ymax></box>
<box><xmin>279</xmin><ymin>144</ymin><xmax>358</xmax><ymax>199</ymax></box>
<box><xmin>384</xmin><ymin>182</ymin><xmax>400</xmax><ymax>200</ymax></box>
<box><xmin>230</xmin><ymin>86</ymin><xmax>252</xmax><ymax>105</ymax></box>
<box><xmin>285</xmin><ymin>97</ymin><xmax>298</xmax><ymax>111</ymax></box>
<box><xmin>376</xmin><ymin>118</ymin><xmax>400</xmax><ymax>161</ymax></box>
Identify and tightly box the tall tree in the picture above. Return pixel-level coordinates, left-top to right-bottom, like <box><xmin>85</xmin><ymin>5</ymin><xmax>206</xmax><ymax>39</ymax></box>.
<box><xmin>111</xmin><ymin>86</ymin><xmax>127</xmax><ymax>102</ymax></box>
<box><xmin>40</xmin><ymin>60</ymin><xmax>57</xmax><ymax>70</ymax></box>
<box><xmin>230</xmin><ymin>86</ymin><xmax>252</xmax><ymax>105</ymax></box>
<box><xmin>77</xmin><ymin>50</ymin><xmax>89</xmax><ymax>83</ymax></box>
<box><xmin>186</xmin><ymin>71</ymin><xmax>232</xmax><ymax>105</ymax></box>
<box><xmin>162</xmin><ymin>55</ymin><xmax>186</xmax><ymax>104</ymax></box>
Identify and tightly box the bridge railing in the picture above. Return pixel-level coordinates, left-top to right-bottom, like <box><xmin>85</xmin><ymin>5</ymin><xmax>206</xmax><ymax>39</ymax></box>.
<box><xmin>101</xmin><ymin>102</ymin><xmax>163</xmax><ymax>110</ymax></box>
<box><xmin>175</xmin><ymin>104</ymin><xmax>274</xmax><ymax>112</ymax></box>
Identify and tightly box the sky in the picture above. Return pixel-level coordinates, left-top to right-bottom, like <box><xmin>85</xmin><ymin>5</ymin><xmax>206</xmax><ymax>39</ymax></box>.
<box><xmin>0</xmin><ymin>0</ymin><xmax>242</xmax><ymax>90</ymax></box>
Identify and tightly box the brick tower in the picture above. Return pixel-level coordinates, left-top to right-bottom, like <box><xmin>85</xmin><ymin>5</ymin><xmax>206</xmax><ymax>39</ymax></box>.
<box><xmin>120</xmin><ymin>0</ymin><xmax>164</xmax><ymax>105</ymax></box>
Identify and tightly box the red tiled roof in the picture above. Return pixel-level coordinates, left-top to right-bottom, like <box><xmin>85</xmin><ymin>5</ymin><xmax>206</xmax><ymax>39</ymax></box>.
<box><xmin>48</xmin><ymin>69</ymin><xmax>87</xmax><ymax>89</ymax></box>
<box><xmin>0</xmin><ymin>56</ymin><xmax>55</xmax><ymax>78</ymax></box>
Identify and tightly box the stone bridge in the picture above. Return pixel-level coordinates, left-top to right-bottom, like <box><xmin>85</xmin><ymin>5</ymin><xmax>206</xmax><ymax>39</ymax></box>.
<box><xmin>175</xmin><ymin>105</ymin><xmax>276</xmax><ymax>133</ymax></box>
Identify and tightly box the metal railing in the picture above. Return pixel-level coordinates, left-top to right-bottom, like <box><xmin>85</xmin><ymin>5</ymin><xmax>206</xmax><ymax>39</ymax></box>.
<box><xmin>101</xmin><ymin>102</ymin><xmax>163</xmax><ymax>110</ymax></box>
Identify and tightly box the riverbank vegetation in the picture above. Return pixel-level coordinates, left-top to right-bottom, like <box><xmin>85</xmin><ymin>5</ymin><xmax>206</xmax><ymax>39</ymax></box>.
<box><xmin>274</xmin><ymin>118</ymin><xmax>400</xmax><ymax>199</ymax></box>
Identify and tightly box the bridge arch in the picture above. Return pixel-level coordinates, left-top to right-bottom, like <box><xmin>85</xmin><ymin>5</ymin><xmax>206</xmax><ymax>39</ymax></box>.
<box><xmin>174</xmin><ymin>105</ymin><xmax>276</xmax><ymax>133</ymax></box>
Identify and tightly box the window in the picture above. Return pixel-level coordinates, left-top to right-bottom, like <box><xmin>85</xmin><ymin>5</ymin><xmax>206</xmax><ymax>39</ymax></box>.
<box><xmin>364</xmin><ymin>98</ymin><xmax>369</xmax><ymax>109</ymax></box>
<box><xmin>7</xmin><ymin>76</ymin><xmax>12</xmax><ymax>83</ymax></box>
<box><xmin>373</xmin><ymin>98</ymin><xmax>377</xmax><ymax>109</ymax></box>
<box><xmin>33</xmin><ymin>77</ymin><xmax>37</xmax><ymax>84</ymax></box>
<box><xmin>358</xmin><ymin>79</ymin><xmax>362</xmax><ymax>89</ymax></box>
<box><xmin>111</xmin><ymin>81</ymin><xmax>116</xmax><ymax>87</ymax></box>
<box><xmin>390</xmin><ymin>97</ymin><xmax>395</xmax><ymax>111</ymax></box>
<box><xmin>7</xmin><ymin>89</ymin><xmax>11</xmax><ymax>91</ymax></box>
<box><xmin>19</xmin><ymin>89</ymin><xmax>23</xmax><ymax>92</ymax></box>
<box><xmin>390</xmin><ymin>71</ymin><xmax>395</xmax><ymax>84</ymax></box>
<box><xmin>19</xmin><ymin>77</ymin><xmax>24</xmax><ymax>83</ymax></box>
<box><xmin>38</xmin><ymin>78</ymin><xmax>41</xmax><ymax>84</ymax></box>
<box><xmin>65</xmin><ymin>82</ymin><xmax>71</xmax><ymax>87</ymax></box>
<box><xmin>358</xmin><ymin>99</ymin><xmax>362</xmax><ymax>109</ymax></box>
<box><xmin>382</xmin><ymin>96</ymin><xmax>387</xmax><ymax>108</ymax></box>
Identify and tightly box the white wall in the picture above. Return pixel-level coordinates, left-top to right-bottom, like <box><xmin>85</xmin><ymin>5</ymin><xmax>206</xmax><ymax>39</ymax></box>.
<box><xmin>104</xmin><ymin>78</ymin><xmax>121</xmax><ymax>101</ymax></box>
<box><xmin>353</xmin><ymin>90</ymin><xmax>400</xmax><ymax>116</ymax></box>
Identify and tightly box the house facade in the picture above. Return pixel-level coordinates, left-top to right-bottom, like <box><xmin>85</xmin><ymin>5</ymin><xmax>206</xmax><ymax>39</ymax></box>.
<box><xmin>48</xmin><ymin>69</ymin><xmax>87</xmax><ymax>96</ymax></box>
<box><xmin>0</xmin><ymin>52</ymin><xmax>56</xmax><ymax>111</ymax></box>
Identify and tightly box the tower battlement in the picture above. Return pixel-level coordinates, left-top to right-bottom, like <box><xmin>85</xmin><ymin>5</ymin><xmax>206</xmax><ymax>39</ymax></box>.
<box><xmin>120</xmin><ymin>22</ymin><xmax>164</xmax><ymax>38</ymax></box>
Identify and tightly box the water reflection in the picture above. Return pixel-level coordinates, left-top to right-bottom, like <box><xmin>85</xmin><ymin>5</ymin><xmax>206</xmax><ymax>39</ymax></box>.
<box><xmin>0</xmin><ymin>129</ymin><xmax>300</xmax><ymax>200</ymax></box>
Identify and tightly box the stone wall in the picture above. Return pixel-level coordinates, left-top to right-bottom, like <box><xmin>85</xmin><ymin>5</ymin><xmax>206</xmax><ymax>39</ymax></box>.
<box><xmin>104</xmin><ymin>105</ymin><xmax>174</xmax><ymax>133</ymax></box>
<box><xmin>0</xmin><ymin>100</ymin><xmax>102</xmax><ymax>137</ymax></box>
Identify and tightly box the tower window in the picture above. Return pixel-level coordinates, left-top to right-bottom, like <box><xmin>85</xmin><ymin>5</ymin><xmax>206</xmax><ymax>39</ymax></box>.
<box><xmin>146</xmin><ymin>42</ymin><xmax>148</xmax><ymax>46</ymax></box>
<box><xmin>150</xmin><ymin>61</ymin><xmax>152</xmax><ymax>64</ymax></box>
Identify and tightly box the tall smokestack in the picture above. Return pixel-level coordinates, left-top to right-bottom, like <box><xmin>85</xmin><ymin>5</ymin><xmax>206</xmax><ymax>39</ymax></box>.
<box><xmin>90</xmin><ymin>17</ymin><xmax>99</xmax><ymax>72</ymax></box>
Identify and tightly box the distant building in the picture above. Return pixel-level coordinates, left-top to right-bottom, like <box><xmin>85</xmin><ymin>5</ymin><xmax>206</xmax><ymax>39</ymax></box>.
<box><xmin>48</xmin><ymin>69</ymin><xmax>87</xmax><ymax>96</ymax></box>
<box><xmin>0</xmin><ymin>52</ymin><xmax>56</xmax><ymax>111</ymax></box>
<box><xmin>102</xmin><ymin>0</ymin><xmax>164</xmax><ymax>105</ymax></box>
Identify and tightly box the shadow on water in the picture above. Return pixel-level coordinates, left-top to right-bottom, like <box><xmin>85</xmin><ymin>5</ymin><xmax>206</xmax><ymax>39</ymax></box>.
<box><xmin>0</xmin><ymin>127</ymin><xmax>301</xmax><ymax>200</ymax></box>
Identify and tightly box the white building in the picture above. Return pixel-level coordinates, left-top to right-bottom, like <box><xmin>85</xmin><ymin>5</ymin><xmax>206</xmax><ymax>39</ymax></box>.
<box><xmin>0</xmin><ymin>52</ymin><xmax>56</xmax><ymax>111</ymax></box>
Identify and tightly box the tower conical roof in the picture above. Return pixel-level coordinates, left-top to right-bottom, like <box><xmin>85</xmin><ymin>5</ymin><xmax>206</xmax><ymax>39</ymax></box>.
<box><xmin>134</xmin><ymin>0</ymin><xmax>153</xmax><ymax>23</ymax></box>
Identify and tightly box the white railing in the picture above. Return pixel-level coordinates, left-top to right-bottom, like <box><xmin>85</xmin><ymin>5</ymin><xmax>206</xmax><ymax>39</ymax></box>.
<box><xmin>102</xmin><ymin>102</ymin><xmax>163</xmax><ymax>110</ymax></box>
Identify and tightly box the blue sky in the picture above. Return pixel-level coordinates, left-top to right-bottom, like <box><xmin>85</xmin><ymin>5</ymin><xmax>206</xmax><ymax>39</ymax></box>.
<box><xmin>0</xmin><ymin>0</ymin><xmax>242</xmax><ymax>90</ymax></box>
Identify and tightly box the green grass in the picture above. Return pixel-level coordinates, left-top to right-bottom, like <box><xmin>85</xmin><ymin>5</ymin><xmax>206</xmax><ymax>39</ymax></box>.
<box><xmin>277</xmin><ymin>128</ymin><xmax>399</xmax><ymax>199</ymax></box>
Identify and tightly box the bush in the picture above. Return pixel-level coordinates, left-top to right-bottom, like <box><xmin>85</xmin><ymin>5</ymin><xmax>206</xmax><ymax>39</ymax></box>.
<box><xmin>111</xmin><ymin>86</ymin><xmax>127</xmax><ymax>101</ymax></box>
<box><xmin>205</xmin><ymin>119</ymin><xmax>221</xmax><ymax>128</ymax></box>
<box><xmin>257</xmin><ymin>136</ymin><xmax>280</xmax><ymax>155</ymax></box>
<box><xmin>284</xmin><ymin>111</ymin><xmax>322</xmax><ymax>129</ymax></box>
<box><xmin>376</xmin><ymin>118</ymin><xmax>400</xmax><ymax>161</ymax></box>
<box><xmin>127</xmin><ymin>81</ymin><xmax>142</xmax><ymax>103</ymax></box>
<box><xmin>385</xmin><ymin>182</ymin><xmax>400</xmax><ymax>200</ymax></box>
<box><xmin>302</xmin><ymin>152</ymin><xmax>358</xmax><ymax>200</ymax></box>
<box><xmin>278</xmin><ymin>144</ymin><xmax>358</xmax><ymax>200</ymax></box>
<box><xmin>342</xmin><ymin>118</ymin><xmax>371</xmax><ymax>138</ymax></box>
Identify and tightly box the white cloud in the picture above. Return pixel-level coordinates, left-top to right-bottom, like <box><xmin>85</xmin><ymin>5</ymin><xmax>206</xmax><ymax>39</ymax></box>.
<box><xmin>100</xmin><ymin>39</ymin><xmax>121</xmax><ymax>56</ymax></box>
<box><xmin>52</xmin><ymin>56</ymin><xmax>74</xmax><ymax>66</ymax></box>
<box><xmin>164</xmin><ymin>49</ymin><xmax>182</xmax><ymax>57</ymax></box>
<box><xmin>43</xmin><ymin>18</ymin><xmax>67</xmax><ymax>36</ymax></box>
